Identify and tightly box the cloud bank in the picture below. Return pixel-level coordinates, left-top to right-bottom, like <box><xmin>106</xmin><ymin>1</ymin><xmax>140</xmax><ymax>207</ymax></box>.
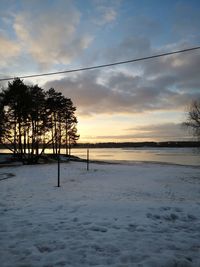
<box><xmin>44</xmin><ymin>45</ymin><xmax>200</xmax><ymax>116</ymax></box>
<box><xmin>82</xmin><ymin>123</ymin><xmax>191</xmax><ymax>142</ymax></box>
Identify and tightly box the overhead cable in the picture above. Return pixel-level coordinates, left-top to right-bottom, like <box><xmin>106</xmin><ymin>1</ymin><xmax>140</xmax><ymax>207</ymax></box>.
<box><xmin>0</xmin><ymin>46</ymin><xmax>200</xmax><ymax>81</ymax></box>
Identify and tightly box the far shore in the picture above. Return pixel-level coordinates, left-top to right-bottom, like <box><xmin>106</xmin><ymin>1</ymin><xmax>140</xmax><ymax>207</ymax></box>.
<box><xmin>0</xmin><ymin>141</ymin><xmax>200</xmax><ymax>151</ymax></box>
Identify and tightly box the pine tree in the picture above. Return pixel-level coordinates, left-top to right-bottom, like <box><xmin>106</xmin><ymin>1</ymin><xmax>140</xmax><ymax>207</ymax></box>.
<box><xmin>0</xmin><ymin>79</ymin><xmax>79</xmax><ymax>163</ymax></box>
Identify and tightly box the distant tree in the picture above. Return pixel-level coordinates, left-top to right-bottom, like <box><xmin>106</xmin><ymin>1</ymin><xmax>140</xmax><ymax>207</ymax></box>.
<box><xmin>183</xmin><ymin>100</ymin><xmax>200</xmax><ymax>140</ymax></box>
<box><xmin>67</xmin><ymin>125</ymin><xmax>79</xmax><ymax>156</ymax></box>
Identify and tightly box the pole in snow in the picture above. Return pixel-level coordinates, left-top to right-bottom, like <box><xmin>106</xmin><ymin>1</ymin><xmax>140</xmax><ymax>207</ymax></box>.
<box><xmin>87</xmin><ymin>148</ymin><xmax>89</xmax><ymax>171</ymax></box>
<box><xmin>57</xmin><ymin>153</ymin><xmax>60</xmax><ymax>187</ymax></box>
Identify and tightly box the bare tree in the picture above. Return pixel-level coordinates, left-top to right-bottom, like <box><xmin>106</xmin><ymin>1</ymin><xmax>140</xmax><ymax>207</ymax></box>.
<box><xmin>183</xmin><ymin>100</ymin><xmax>200</xmax><ymax>140</ymax></box>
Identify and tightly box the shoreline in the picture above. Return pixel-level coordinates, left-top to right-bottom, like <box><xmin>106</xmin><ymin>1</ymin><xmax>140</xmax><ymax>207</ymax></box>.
<box><xmin>0</xmin><ymin>153</ymin><xmax>199</xmax><ymax>169</ymax></box>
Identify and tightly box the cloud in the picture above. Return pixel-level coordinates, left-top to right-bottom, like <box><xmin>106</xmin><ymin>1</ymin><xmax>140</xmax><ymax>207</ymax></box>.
<box><xmin>42</xmin><ymin>33</ymin><xmax>200</xmax><ymax>116</ymax></box>
<box><xmin>44</xmin><ymin>71</ymin><xmax>110</xmax><ymax>114</ymax></box>
<box><xmin>93</xmin><ymin>0</ymin><xmax>120</xmax><ymax>25</ymax></box>
<box><xmin>95</xmin><ymin>7</ymin><xmax>117</xmax><ymax>25</ymax></box>
<box><xmin>91</xmin><ymin>123</ymin><xmax>191</xmax><ymax>141</ymax></box>
<box><xmin>127</xmin><ymin>123</ymin><xmax>187</xmax><ymax>139</ymax></box>
<box><xmin>0</xmin><ymin>33</ymin><xmax>21</xmax><ymax>67</ymax></box>
<box><xmin>43</xmin><ymin>51</ymin><xmax>200</xmax><ymax>116</ymax></box>
<box><xmin>13</xmin><ymin>0</ymin><xmax>93</xmax><ymax>69</ymax></box>
<box><xmin>105</xmin><ymin>36</ymin><xmax>152</xmax><ymax>62</ymax></box>
<box><xmin>143</xmin><ymin>46</ymin><xmax>200</xmax><ymax>97</ymax></box>
<box><xmin>1</xmin><ymin>0</ymin><xmax>199</xmax><ymax>120</ymax></box>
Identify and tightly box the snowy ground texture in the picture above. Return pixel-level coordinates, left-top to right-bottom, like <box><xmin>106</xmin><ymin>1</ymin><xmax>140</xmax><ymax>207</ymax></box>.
<box><xmin>0</xmin><ymin>161</ymin><xmax>200</xmax><ymax>267</ymax></box>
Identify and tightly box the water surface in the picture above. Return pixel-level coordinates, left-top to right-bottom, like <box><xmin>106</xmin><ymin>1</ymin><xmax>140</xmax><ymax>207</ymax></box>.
<box><xmin>0</xmin><ymin>147</ymin><xmax>199</xmax><ymax>166</ymax></box>
<box><xmin>72</xmin><ymin>147</ymin><xmax>200</xmax><ymax>166</ymax></box>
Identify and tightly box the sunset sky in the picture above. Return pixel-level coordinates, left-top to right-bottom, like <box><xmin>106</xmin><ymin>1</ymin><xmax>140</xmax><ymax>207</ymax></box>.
<box><xmin>0</xmin><ymin>0</ymin><xmax>200</xmax><ymax>142</ymax></box>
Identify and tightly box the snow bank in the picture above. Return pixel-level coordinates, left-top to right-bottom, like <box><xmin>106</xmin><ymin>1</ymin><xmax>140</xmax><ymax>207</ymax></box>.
<box><xmin>0</xmin><ymin>161</ymin><xmax>200</xmax><ymax>266</ymax></box>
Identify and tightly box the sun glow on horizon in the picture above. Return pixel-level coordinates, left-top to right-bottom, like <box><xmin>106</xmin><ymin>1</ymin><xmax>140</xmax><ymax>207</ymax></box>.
<box><xmin>77</xmin><ymin>111</ymin><xmax>192</xmax><ymax>143</ymax></box>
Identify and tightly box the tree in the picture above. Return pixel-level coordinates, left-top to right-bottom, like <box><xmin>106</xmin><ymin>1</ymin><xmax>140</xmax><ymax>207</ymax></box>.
<box><xmin>183</xmin><ymin>100</ymin><xmax>200</xmax><ymax>140</ymax></box>
<box><xmin>0</xmin><ymin>78</ymin><xmax>79</xmax><ymax>163</ymax></box>
<box><xmin>1</xmin><ymin>78</ymin><xmax>31</xmax><ymax>158</ymax></box>
<box><xmin>45</xmin><ymin>88</ymin><xmax>79</xmax><ymax>156</ymax></box>
<box><xmin>0</xmin><ymin>92</ymin><xmax>7</xmax><ymax>142</ymax></box>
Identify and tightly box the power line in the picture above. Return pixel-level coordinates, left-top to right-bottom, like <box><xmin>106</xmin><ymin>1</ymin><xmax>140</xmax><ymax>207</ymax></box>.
<box><xmin>0</xmin><ymin>46</ymin><xmax>200</xmax><ymax>82</ymax></box>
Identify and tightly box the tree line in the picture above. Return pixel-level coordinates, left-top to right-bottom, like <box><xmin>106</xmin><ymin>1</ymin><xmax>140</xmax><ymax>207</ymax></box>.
<box><xmin>0</xmin><ymin>78</ymin><xmax>79</xmax><ymax>163</ymax></box>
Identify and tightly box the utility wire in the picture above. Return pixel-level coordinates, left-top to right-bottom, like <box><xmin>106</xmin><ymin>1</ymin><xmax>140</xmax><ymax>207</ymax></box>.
<box><xmin>0</xmin><ymin>46</ymin><xmax>200</xmax><ymax>82</ymax></box>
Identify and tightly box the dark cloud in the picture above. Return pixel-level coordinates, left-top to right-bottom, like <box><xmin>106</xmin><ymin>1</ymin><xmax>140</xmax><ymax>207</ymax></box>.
<box><xmin>143</xmin><ymin>49</ymin><xmax>200</xmax><ymax>97</ymax></box>
<box><xmin>44</xmin><ymin>47</ymin><xmax>200</xmax><ymax>116</ymax></box>
<box><xmin>44</xmin><ymin>71</ymin><xmax>110</xmax><ymax>114</ymax></box>
<box><xmin>105</xmin><ymin>36</ymin><xmax>152</xmax><ymax>62</ymax></box>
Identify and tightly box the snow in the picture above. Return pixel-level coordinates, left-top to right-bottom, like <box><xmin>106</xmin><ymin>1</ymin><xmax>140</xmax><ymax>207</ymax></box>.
<box><xmin>0</xmin><ymin>161</ymin><xmax>200</xmax><ymax>267</ymax></box>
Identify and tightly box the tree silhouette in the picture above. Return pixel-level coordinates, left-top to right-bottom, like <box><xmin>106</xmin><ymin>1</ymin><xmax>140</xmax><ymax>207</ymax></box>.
<box><xmin>0</xmin><ymin>78</ymin><xmax>79</xmax><ymax>163</ymax></box>
<box><xmin>183</xmin><ymin>100</ymin><xmax>200</xmax><ymax>140</ymax></box>
<box><xmin>1</xmin><ymin>78</ymin><xmax>31</xmax><ymax>159</ymax></box>
<box><xmin>45</xmin><ymin>88</ymin><xmax>79</xmax><ymax>156</ymax></box>
<box><xmin>0</xmin><ymin>92</ymin><xmax>7</xmax><ymax>143</ymax></box>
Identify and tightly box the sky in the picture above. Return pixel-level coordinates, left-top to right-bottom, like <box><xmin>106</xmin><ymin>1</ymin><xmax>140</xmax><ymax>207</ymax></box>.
<box><xmin>0</xmin><ymin>0</ymin><xmax>200</xmax><ymax>143</ymax></box>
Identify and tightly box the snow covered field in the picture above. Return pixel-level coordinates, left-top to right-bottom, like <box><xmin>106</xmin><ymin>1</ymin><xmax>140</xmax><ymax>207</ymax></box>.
<box><xmin>0</xmin><ymin>161</ymin><xmax>200</xmax><ymax>267</ymax></box>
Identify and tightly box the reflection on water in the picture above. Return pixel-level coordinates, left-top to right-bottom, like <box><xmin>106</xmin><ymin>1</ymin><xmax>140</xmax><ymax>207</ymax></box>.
<box><xmin>0</xmin><ymin>147</ymin><xmax>199</xmax><ymax>166</ymax></box>
<box><xmin>71</xmin><ymin>147</ymin><xmax>200</xmax><ymax>166</ymax></box>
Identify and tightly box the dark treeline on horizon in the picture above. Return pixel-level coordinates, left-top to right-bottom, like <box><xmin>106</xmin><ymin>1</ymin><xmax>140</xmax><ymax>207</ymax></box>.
<box><xmin>1</xmin><ymin>141</ymin><xmax>200</xmax><ymax>150</ymax></box>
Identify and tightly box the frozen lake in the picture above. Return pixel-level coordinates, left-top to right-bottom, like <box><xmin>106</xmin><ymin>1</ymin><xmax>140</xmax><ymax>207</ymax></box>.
<box><xmin>72</xmin><ymin>147</ymin><xmax>200</xmax><ymax>166</ymax></box>
<box><xmin>0</xmin><ymin>147</ymin><xmax>199</xmax><ymax>166</ymax></box>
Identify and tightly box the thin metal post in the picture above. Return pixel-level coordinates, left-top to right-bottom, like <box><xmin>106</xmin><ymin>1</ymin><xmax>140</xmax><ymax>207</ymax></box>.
<box><xmin>87</xmin><ymin>149</ymin><xmax>89</xmax><ymax>171</ymax></box>
<box><xmin>57</xmin><ymin>154</ymin><xmax>60</xmax><ymax>187</ymax></box>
